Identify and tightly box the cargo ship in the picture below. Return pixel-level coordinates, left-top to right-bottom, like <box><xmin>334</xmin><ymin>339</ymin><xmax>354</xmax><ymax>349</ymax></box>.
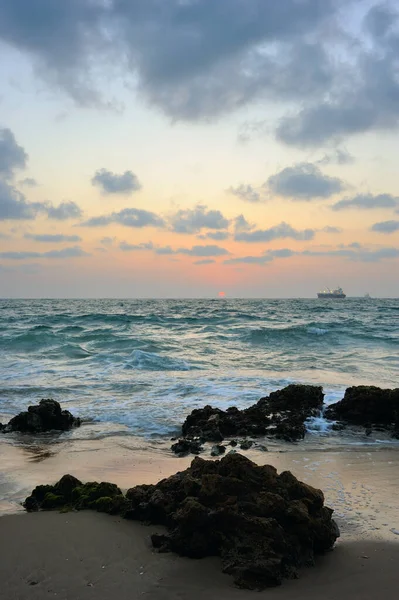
<box><xmin>317</xmin><ymin>287</ymin><xmax>346</xmax><ymax>299</ymax></box>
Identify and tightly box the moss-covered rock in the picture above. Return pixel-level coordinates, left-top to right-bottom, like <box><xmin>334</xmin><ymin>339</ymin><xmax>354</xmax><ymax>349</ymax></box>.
<box><xmin>23</xmin><ymin>475</ymin><xmax>122</xmax><ymax>513</ymax></box>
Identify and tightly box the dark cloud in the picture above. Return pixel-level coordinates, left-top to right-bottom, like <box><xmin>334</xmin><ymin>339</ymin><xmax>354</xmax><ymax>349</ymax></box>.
<box><xmin>235</xmin><ymin>222</ymin><xmax>315</xmax><ymax>243</ymax></box>
<box><xmin>46</xmin><ymin>200</ymin><xmax>83</xmax><ymax>220</ymax></box>
<box><xmin>25</xmin><ymin>233</ymin><xmax>82</xmax><ymax>243</ymax></box>
<box><xmin>276</xmin><ymin>5</ymin><xmax>399</xmax><ymax>146</ymax></box>
<box><xmin>169</xmin><ymin>205</ymin><xmax>229</xmax><ymax>234</ymax></box>
<box><xmin>197</xmin><ymin>231</ymin><xmax>229</xmax><ymax>241</ymax></box>
<box><xmin>82</xmin><ymin>208</ymin><xmax>164</xmax><ymax>229</ymax></box>
<box><xmin>332</xmin><ymin>193</ymin><xmax>399</xmax><ymax>211</ymax></box>
<box><xmin>228</xmin><ymin>184</ymin><xmax>261</xmax><ymax>203</ymax></box>
<box><xmin>0</xmin><ymin>1</ymin><xmax>340</xmax><ymax>119</ymax></box>
<box><xmin>0</xmin><ymin>180</ymin><xmax>46</xmax><ymax>220</ymax></box>
<box><xmin>0</xmin><ymin>246</ymin><xmax>89</xmax><ymax>260</ymax></box>
<box><xmin>194</xmin><ymin>259</ymin><xmax>215</xmax><ymax>265</ymax></box>
<box><xmin>92</xmin><ymin>169</ymin><xmax>142</xmax><ymax>195</ymax></box>
<box><xmin>0</xmin><ymin>127</ymin><xmax>28</xmax><ymax>179</ymax></box>
<box><xmin>371</xmin><ymin>220</ymin><xmax>399</xmax><ymax>233</ymax></box>
<box><xmin>267</xmin><ymin>163</ymin><xmax>344</xmax><ymax>200</ymax></box>
<box><xmin>19</xmin><ymin>177</ymin><xmax>39</xmax><ymax>187</ymax></box>
<box><xmin>4</xmin><ymin>2</ymin><xmax>399</xmax><ymax>146</ymax></box>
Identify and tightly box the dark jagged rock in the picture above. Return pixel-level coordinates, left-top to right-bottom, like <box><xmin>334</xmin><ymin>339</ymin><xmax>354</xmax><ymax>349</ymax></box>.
<box><xmin>211</xmin><ymin>444</ymin><xmax>225</xmax><ymax>457</ymax></box>
<box><xmin>239</xmin><ymin>440</ymin><xmax>254</xmax><ymax>450</ymax></box>
<box><xmin>125</xmin><ymin>454</ymin><xmax>339</xmax><ymax>589</ymax></box>
<box><xmin>178</xmin><ymin>385</ymin><xmax>324</xmax><ymax>452</ymax></box>
<box><xmin>23</xmin><ymin>454</ymin><xmax>339</xmax><ymax>590</ymax></box>
<box><xmin>171</xmin><ymin>438</ymin><xmax>204</xmax><ymax>457</ymax></box>
<box><xmin>2</xmin><ymin>399</ymin><xmax>81</xmax><ymax>434</ymax></box>
<box><xmin>325</xmin><ymin>386</ymin><xmax>399</xmax><ymax>433</ymax></box>
<box><xmin>23</xmin><ymin>474</ymin><xmax>124</xmax><ymax>513</ymax></box>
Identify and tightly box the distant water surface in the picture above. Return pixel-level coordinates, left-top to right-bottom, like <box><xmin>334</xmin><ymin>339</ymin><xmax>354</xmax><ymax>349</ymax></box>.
<box><xmin>0</xmin><ymin>298</ymin><xmax>398</xmax><ymax>444</ymax></box>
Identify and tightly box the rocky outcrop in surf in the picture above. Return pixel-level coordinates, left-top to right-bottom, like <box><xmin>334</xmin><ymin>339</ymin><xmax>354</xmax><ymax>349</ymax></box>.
<box><xmin>0</xmin><ymin>399</ymin><xmax>81</xmax><ymax>434</ymax></box>
<box><xmin>325</xmin><ymin>386</ymin><xmax>399</xmax><ymax>436</ymax></box>
<box><xmin>171</xmin><ymin>384</ymin><xmax>324</xmax><ymax>454</ymax></box>
<box><xmin>23</xmin><ymin>453</ymin><xmax>339</xmax><ymax>590</ymax></box>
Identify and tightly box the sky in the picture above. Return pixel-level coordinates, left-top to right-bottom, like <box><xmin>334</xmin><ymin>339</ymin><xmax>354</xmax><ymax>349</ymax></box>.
<box><xmin>0</xmin><ymin>0</ymin><xmax>399</xmax><ymax>298</ymax></box>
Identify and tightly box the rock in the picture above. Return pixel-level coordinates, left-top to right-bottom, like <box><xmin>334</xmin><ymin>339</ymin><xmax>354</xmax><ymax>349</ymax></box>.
<box><xmin>177</xmin><ymin>385</ymin><xmax>324</xmax><ymax>449</ymax></box>
<box><xmin>325</xmin><ymin>386</ymin><xmax>399</xmax><ymax>433</ymax></box>
<box><xmin>125</xmin><ymin>454</ymin><xmax>339</xmax><ymax>589</ymax></box>
<box><xmin>2</xmin><ymin>399</ymin><xmax>80</xmax><ymax>434</ymax></box>
<box><xmin>229</xmin><ymin>439</ymin><xmax>238</xmax><ymax>447</ymax></box>
<box><xmin>23</xmin><ymin>475</ymin><xmax>123</xmax><ymax>513</ymax></box>
<box><xmin>211</xmin><ymin>444</ymin><xmax>225</xmax><ymax>457</ymax></box>
<box><xmin>171</xmin><ymin>438</ymin><xmax>203</xmax><ymax>457</ymax></box>
<box><xmin>239</xmin><ymin>440</ymin><xmax>254</xmax><ymax>450</ymax></box>
<box><xmin>24</xmin><ymin>454</ymin><xmax>339</xmax><ymax>590</ymax></box>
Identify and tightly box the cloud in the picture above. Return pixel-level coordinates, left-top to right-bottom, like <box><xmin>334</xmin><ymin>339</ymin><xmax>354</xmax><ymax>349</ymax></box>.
<box><xmin>371</xmin><ymin>220</ymin><xmax>399</xmax><ymax>234</ymax></box>
<box><xmin>82</xmin><ymin>208</ymin><xmax>164</xmax><ymax>229</ymax></box>
<box><xmin>225</xmin><ymin>244</ymin><xmax>399</xmax><ymax>265</ymax></box>
<box><xmin>0</xmin><ymin>180</ymin><xmax>46</xmax><ymax>220</ymax></box>
<box><xmin>234</xmin><ymin>215</ymin><xmax>253</xmax><ymax>232</ymax></box>
<box><xmin>267</xmin><ymin>163</ymin><xmax>344</xmax><ymax>200</ymax></box>
<box><xmin>0</xmin><ymin>1</ymin><xmax>340</xmax><ymax>119</ymax></box>
<box><xmin>19</xmin><ymin>177</ymin><xmax>39</xmax><ymax>187</ymax></box>
<box><xmin>332</xmin><ymin>194</ymin><xmax>399</xmax><ymax>211</ymax></box>
<box><xmin>276</xmin><ymin>5</ymin><xmax>399</xmax><ymax>147</ymax></box>
<box><xmin>91</xmin><ymin>169</ymin><xmax>142</xmax><ymax>195</ymax></box>
<box><xmin>0</xmin><ymin>246</ymin><xmax>89</xmax><ymax>260</ymax></box>
<box><xmin>119</xmin><ymin>241</ymin><xmax>154</xmax><ymax>251</ymax></box>
<box><xmin>177</xmin><ymin>245</ymin><xmax>229</xmax><ymax>257</ymax></box>
<box><xmin>169</xmin><ymin>205</ymin><xmax>229</xmax><ymax>234</ymax></box>
<box><xmin>322</xmin><ymin>226</ymin><xmax>343</xmax><ymax>234</ymax></box>
<box><xmin>228</xmin><ymin>184</ymin><xmax>261</xmax><ymax>203</ymax></box>
<box><xmin>100</xmin><ymin>236</ymin><xmax>115</xmax><ymax>246</ymax></box>
<box><xmin>46</xmin><ymin>200</ymin><xmax>83</xmax><ymax>220</ymax></box>
<box><xmin>194</xmin><ymin>259</ymin><xmax>215</xmax><ymax>265</ymax></box>
<box><xmin>225</xmin><ymin>248</ymin><xmax>295</xmax><ymax>265</ymax></box>
<box><xmin>4</xmin><ymin>3</ymin><xmax>399</xmax><ymax>146</ymax></box>
<box><xmin>24</xmin><ymin>233</ymin><xmax>82</xmax><ymax>243</ymax></box>
<box><xmin>235</xmin><ymin>222</ymin><xmax>315</xmax><ymax>243</ymax></box>
<box><xmin>197</xmin><ymin>231</ymin><xmax>229</xmax><ymax>241</ymax></box>
<box><xmin>119</xmin><ymin>241</ymin><xmax>228</xmax><ymax>257</ymax></box>
<box><xmin>0</xmin><ymin>128</ymin><xmax>28</xmax><ymax>179</ymax></box>
<box><xmin>317</xmin><ymin>149</ymin><xmax>355</xmax><ymax>166</ymax></box>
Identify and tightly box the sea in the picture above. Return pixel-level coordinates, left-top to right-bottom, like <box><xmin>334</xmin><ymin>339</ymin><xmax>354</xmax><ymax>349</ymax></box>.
<box><xmin>1</xmin><ymin>297</ymin><xmax>398</xmax><ymax>447</ymax></box>
<box><xmin>1</xmin><ymin>297</ymin><xmax>399</xmax><ymax>529</ymax></box>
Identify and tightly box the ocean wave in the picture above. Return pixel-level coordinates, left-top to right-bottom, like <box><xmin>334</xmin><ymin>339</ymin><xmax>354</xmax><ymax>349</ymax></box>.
<box><xmin>124</xmin><ymin>349</ymin><xmax>193</xmax><ymax>371</ymax></box>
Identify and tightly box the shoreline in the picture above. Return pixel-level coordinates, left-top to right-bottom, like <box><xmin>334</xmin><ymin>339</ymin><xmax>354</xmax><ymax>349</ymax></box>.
<box><xmin>2</xmin><ymin>434</ymin><xmax>399</xmax><ymax>543</ymax></box>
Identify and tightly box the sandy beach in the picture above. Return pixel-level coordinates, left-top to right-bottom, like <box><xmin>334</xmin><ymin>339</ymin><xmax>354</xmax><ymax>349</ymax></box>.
<box><xmin>1</xmin><ymin>433</ymin><xmax>399</xmax><ymax>599</ymax></box>
<box><xmin>0</xmin><ymin>511</ymin><xmax>399</xmax><ymax>600</ymax></box>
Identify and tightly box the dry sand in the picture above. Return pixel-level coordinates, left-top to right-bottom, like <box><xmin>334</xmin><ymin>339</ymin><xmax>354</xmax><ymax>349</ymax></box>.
<box><xmin>0</xmin><ymin>511</ymin><xmax>398</xmax><ymax>600</ymax></box>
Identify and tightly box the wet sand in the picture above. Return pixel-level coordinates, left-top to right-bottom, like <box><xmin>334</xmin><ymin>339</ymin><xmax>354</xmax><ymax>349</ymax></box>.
<box><xmin>1</xmin><ymin>434</ymin><xmax>399</xmax><ymax>540</ymax></box>
<box><xmin>0</xmin><ymin>511</ymin><xmax>398</xmax><ymax>600</ymax></box>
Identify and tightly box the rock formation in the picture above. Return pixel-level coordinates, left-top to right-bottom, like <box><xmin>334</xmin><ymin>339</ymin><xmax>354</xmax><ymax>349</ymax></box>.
<box><xmin>24</xmin><ymin>453</ymin><xmax>339</xmax><ymax>590</ymax></box>
<box><xmin>1</xmin><ymin>399</ymin><xmax>81</xmax><ymax>433</ymax></box>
